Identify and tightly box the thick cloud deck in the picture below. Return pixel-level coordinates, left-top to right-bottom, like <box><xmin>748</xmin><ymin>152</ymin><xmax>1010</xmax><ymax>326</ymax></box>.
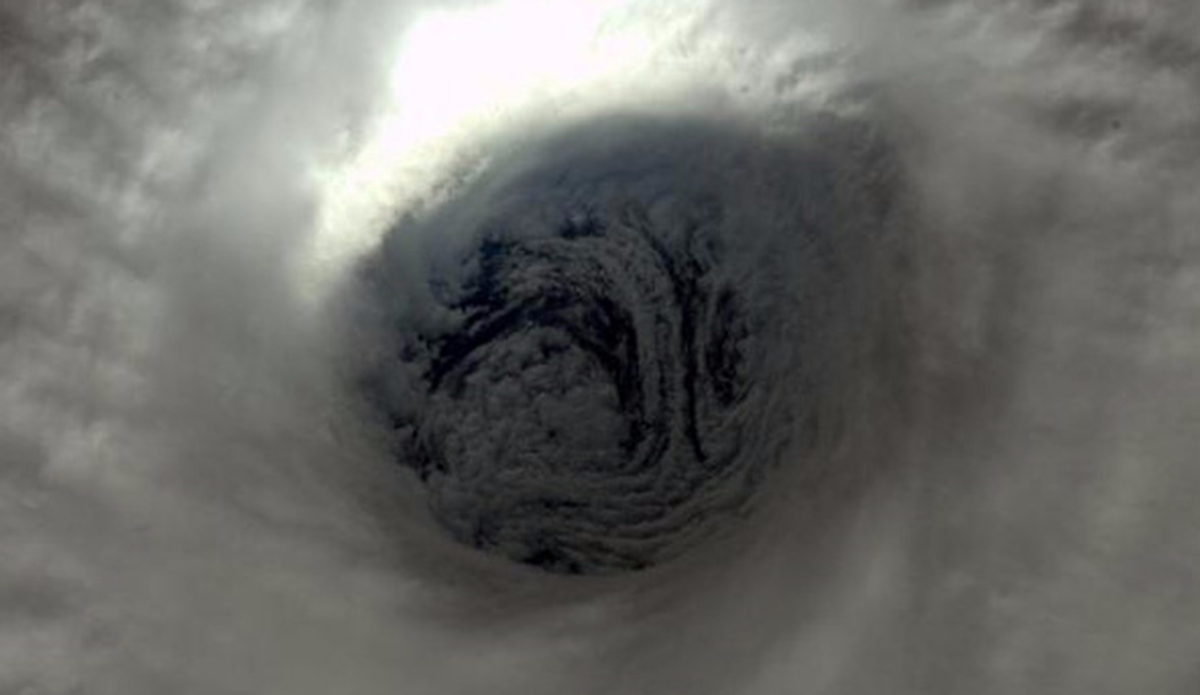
<box><xmin>354</xmin><ymin>116</ymin><xmax>907</xmax><ymax>574</ymax></box>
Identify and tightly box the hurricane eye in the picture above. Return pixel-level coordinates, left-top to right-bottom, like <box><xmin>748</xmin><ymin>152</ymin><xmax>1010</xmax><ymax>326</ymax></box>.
<box><xmin>351</xmin><ymin>115</ymin><xmax>910</xmax><ymax>576</ymax></box>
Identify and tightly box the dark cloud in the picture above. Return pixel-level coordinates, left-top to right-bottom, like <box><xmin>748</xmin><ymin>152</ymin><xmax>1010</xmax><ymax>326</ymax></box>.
<box><xmin>350</xmin><ymin>113</ymin><xmax>909</xmax><ymax>575</ymax></box>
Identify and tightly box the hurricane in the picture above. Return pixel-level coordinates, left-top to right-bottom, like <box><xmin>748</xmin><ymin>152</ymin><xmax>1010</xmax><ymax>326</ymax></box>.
<box><xmin>3</xmin><ymin>1</ymin><xmax>1200</xmax><ymax>694</ymax></box>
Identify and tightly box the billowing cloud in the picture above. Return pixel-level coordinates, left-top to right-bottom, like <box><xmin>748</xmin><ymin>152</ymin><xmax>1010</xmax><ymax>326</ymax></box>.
<box><xmin>2</xmin><ymin>1</ymin><xmax>1199</xmax><ymax>693</ymax></box>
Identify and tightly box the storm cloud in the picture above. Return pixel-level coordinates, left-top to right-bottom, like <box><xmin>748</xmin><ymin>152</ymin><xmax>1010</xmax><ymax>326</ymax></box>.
<box><xmin>2</xmin><ymin>1</ymin><xmax>1199</xmax><ymax>693</ymax></box>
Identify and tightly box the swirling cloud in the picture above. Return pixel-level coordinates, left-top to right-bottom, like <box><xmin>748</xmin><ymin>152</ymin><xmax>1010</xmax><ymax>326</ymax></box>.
<box><xmin>2</xmin><ymin>1</ymin><xmax>1199</xmax><ymax>694</ymax></box>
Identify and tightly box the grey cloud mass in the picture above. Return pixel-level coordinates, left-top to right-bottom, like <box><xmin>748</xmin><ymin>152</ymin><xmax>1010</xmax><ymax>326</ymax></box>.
<box><xmin>2</xmin><ymin>1</ymin><xmax>1200</xmax><ymax>694</ymax></box>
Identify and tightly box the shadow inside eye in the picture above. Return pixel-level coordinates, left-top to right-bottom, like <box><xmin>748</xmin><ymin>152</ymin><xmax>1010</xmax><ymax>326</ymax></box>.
<box><xmin>347</xmin><ymin>113</ymin><xmax>914</xmax><ymax>579</ymax></box>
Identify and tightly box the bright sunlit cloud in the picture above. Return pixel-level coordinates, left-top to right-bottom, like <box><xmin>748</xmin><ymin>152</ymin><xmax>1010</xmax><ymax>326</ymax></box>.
<box><xmin>301</xmin><ymin>0</ymin><xmax>840</xmax><ymax>307</ymax></box>
<box><xmin>390</xmin><ymin>0</ymin><xmax>619</xmax><ymax>136</ymax></box>
<box><xmin>301</xmin><ymin>0</ymin><xmax>666</xmax><ymax>304</ymax></box>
